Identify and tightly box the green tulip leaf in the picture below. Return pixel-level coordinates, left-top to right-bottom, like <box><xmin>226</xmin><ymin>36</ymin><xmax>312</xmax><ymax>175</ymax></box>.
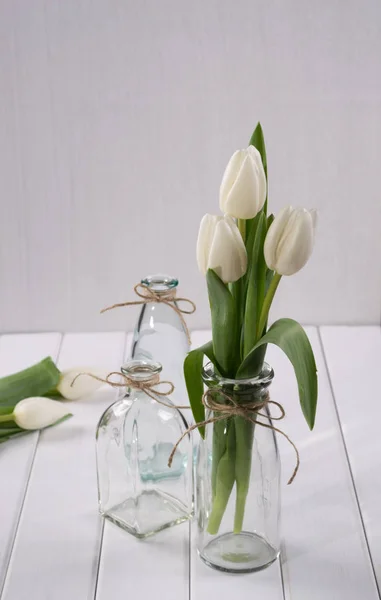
<box><xmin>245</xmin><ymin>211</ymin><xmax>262</xmax><ymax>265</ymax></box>
<box><xmin>249</xmin><ymin>122</ymin><xmax>268</xmax><ymax>213</ymax></box>
<box><xmin>184</xmin><ymin>340</ymin><xmax>217</xmax><ymax>437</ymax></box>
<box><xmin>237</xmin><ymin>318</ymin><xmax>318</xmax><ymax>429</ymax></box>
<box><xmin>243</xmin><ymin>211</ymin><xmax>267</xmax><ymax>358</ymax></box>
<box><xmin>249</xmin><ymin>122</ymin><xmax>267</xmax><ymax>178</ymax></box>
<box><xmin>0</xmin><ymin>427</ymin><xmax>22</xmax><ymax>436</ymax></box>
<box><xmin>207</xmin><ymin>269</ymin><xmax>239</xmax><ymax>376</ymax></box>
<box><xmin>0</xmin><ymin>430</ymin><xmax>31</xmax><ymax>444</ymax></box>
<box><xmin>0</xmin><ymin>406</ymin><xmax>15</xmax><ymax>416</ymax></box>
<box><xmin>0</xmin><ymin>357</ymin><xmax>61</xmax><ymax>409</ymax></box>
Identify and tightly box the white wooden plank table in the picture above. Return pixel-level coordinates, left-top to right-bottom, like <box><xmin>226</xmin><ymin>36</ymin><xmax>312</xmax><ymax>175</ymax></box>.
<box><xmin>0</xmin><ymin>327</ymin><xmax>379</xmax><ymax>600</ymax></box>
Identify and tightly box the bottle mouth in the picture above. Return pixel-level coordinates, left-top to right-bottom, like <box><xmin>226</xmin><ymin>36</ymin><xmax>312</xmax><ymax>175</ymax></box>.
<box><xmin>202</xmin><ymin>361</ymin><xmax>274</xmax><ymax>389</ymax></box>
<box><xmin>141</xmin><ymin>274</ymin><xmax>178</xmax><ymax>293</ymax></box>
<box><xmin>121</xmin><ymin>359</ymin><xmax>162</xmax><ymax>382</ymax></box>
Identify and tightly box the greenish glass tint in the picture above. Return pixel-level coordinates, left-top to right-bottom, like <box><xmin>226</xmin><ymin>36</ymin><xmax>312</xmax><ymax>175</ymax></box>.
<box><xmin>140</xmin><ymin>274</ymin><xmax>179</xmax><ymax>290</ymax></box>
<box><xmin>197</xmin><ymin>362</ymin><xmax>281</xmax><ymax>573</ymax></box>
<box><xmin>96</xmin><ymin>359</ymin><xmax>193</xmax><ymax>539</ymax></box>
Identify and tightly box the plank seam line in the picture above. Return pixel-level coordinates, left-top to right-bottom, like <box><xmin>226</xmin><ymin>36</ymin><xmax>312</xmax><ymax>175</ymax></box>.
<box><xmin>188</xmin><ymin>521</ymin><xmax>191</xmax><ymax>600</ymax></box>
<box><xmin>279</xmin><ymin>543</ymin><xmax>287</xmax><ymax>600</ymax></box>
<box><xmin>0</xmin><ymin>432</ymin><xmax>40</xmax><ymax>599</ymax></box>
<box><xmin>93</xmin><ymin>519</ymin><xmax>105</xmax><ymax>600</ymax></box>
<box><xmin>0</xmin><ymin>333</ymin><xmax>64</xmax><ymax>599</ymax></box>
<box><xmin>317</xmin><ymin>327</ymin><xmax>381</xmax><ymax>599</ymax></box>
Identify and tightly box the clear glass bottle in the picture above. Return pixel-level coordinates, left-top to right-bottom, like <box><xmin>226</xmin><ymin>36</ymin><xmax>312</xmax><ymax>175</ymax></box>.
<box><xmin>196</xmin><ymin>362</ymin><xmax>280</xmax><ymax>573</ymax></box>
<box><xmin>130</xmin><ymin>274</ymin><xmax>190</xmax><ymax>406</ymax></box>
<box><xmin>96</xmin><ymin>359</ymin><xmax>193</xmax><ymax>538</ymax></box>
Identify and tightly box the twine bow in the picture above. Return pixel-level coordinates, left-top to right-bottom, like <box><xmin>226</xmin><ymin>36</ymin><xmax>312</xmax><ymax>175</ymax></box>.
<box><xmin>168</xmin><ymin>388</ymin><xmax>300</xmax><ymax>485</ymax></box>
<box><xmin>100</xmin><ymin>284</ymin><xmax>196</xmax><ymax>345</ymax></box>
<box><xmin>72</xmin><ymin>371</ymin><xmax>299</xmax><ymax>484</ymax></box>
<box><xmin>71</xmin><ymin>370</ymin><xmax>190</xmax><ymax>409</ymax></box>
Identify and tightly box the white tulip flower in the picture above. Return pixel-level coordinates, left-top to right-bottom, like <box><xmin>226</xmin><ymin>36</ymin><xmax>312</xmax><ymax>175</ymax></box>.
<box><xmin>13</xmin><ymin>397</ymin><xmax>72</xmax><ymax>430</ymax></box>
<box><xmin>264</xmin><ymin>206</ymin><xmax>317</xmax><ymax>276</ymax></box>
<box><xmin>197</xmin><ymin>214</ymin><xmax>247</xmax><ymax>283</ymax></box>
<box><xmin>57</xmin><ymin>367</ymin><xmax>107</xmax><ymax>400</ymax></box>
<box><xmin>220</xmin><ymin>146</ymin><xmax>267</xmax><ymax>219</ymax></box>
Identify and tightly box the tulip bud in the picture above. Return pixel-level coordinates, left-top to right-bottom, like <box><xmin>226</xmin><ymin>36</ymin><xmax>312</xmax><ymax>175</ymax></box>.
<box><xmin>57</xmin><ymin>367</ymin><xmax>107</xmax><ymax>400</ymax></box>
<box><xmin>13</xmin><ymin>397</ymin><xmax>72</xmax><ymax>430</ymax></box>
<box><xmin>219</xmin><ymin>146</ymin><xmax>267</xmax><ymax>219</ymax></box>
<box><xmin>264</xmin><ymin>206</ymin><xmax>317</xmax><ymax>276</ymax></box>
<box><xmin>196</xmin><ymin>214</ymin><xmax>247</xmax><ymax>283</ymax></box>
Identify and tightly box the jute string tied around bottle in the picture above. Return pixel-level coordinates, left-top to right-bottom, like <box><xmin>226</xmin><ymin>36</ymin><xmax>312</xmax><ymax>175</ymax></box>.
<box><xmin>70</xmin><ymin>370</ymin><xmax>190</xmax><ymax>409</ymax></box>
<box><xmin>100</xmin><ymin>283</ymin><xmax>196</xmax><ymax>345</ymax></box>
<box><xmin>71</xmin><ymin>372</ymin><xmax>300</xmax><ymax>484</ymax></box>
<box><xmin>168</xmin><ymin>388</ymin><xmax>300</xmax><ymax>485</ymax></box>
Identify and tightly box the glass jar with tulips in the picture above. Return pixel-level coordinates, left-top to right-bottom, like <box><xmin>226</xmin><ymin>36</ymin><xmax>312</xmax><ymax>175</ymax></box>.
<box><xmin>184</xmin><ymin>123</ymin><xmax>318</xmax><ymax>573</ymax></box>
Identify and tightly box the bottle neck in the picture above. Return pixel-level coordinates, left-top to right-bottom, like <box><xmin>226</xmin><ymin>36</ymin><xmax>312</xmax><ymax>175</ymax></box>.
<box><xmin>202</xmin><ymin>362</ymin><xmax>274</xmax><ymax>403</ymax></box>
<box><xmin>121</xmin><ymin>359</ymin><xmax>163</xmax><ymax>383</ymax></box>
<box><xmin>140</xmin><ymin>274</ymin><xmax>178</xmax><ymax>298</ymax></box>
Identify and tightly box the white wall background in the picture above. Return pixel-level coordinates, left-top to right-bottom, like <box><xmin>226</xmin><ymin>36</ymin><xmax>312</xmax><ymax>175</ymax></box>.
<box><xmin>1</xmin><ymin>0</ymin><xmax>380</xmax><ymax>333</ymax></box>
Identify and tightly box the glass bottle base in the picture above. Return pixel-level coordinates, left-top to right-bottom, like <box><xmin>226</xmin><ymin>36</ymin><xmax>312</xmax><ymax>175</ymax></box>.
<box><xmin>101</xmin><ymin>489</ymin><xmax>192</xmax><ymax>539</ymax></box>
<box><xmin>198</xmin><ymin>531</ymin><xmax>279</xmax><ymax>573</ymax></box>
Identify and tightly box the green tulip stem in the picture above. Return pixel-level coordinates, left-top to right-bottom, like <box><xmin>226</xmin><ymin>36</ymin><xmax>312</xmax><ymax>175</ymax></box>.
<box><xmin>207</xmin><ymin>419</ymin><xmax>236</xmax><ymax>535</ymax></box>
<box><xmin>257</xmin><ymin>272</ymin><xmax>282</xmax><ymax>340</ymax></box>
<box><xmin>211</xmin><ymin>420</ymin><xmax>228</xmax><ymax>498</ymax></box>
<box><xmin>0</xmin><ymin>413</ymin><xmax>14</xmax><ymax>424</ymax></box>
<box><xmin>233</xmin><ymin>415</ymin><xmax>255</xmax><ymax>533</ymax></box>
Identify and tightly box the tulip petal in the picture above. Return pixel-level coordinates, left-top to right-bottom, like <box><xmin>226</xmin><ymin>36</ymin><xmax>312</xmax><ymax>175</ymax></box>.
<box><xmin>224</xmin><ymin>216</ymin><xmax>248</xmax><ymax>276</ymax></box>
<box><xmin>223</xmin><ymin>156</ymin><xmax>260</xmax><ymax>219</ymax></box>
<box><xmin>220</xmin><ymin>147</ymin><xmax>267</xmax><ymax>219</ymax></box>
<box><xmin>196</xmin><ymin>214</ymin><xmax>221</xmax><ymax>275</ymax></box>
<box><xmin>264</xmin><ymin>206</ymin><xmax>293</xmax><ymax>270</ymax></box>
<box><xmin>248</xmin><ymin>146</ymin><xmax>267</xmax><ymax>209</ymax></box>
<box><xmin>219</xmin><ymin>150</ymin><xmax>245</xmax><ymax>212</ymax></box>
<box><xmin>208</xmin><ymin>218</ymin><xmax>247</xmax><ymax>283</ymax></box>
<box><xmin>14</xmin><ymin>397</ymin><xmax>72</xmax><ymax>430</ymax></box>
<box><xmin>57</xmin><ymin>367</ymin><xmax>108</xmax><ymax>400</ymax></box>
<box><xmin>276</xmin><ymin>208</ymin><xmax>315</xmax><ymax>276</ymax></box>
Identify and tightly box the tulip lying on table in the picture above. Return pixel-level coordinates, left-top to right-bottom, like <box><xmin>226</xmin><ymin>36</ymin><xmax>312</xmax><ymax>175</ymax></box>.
<box><xmin>57</xmin><ymin>367</ymin><xmax>107</xmax><ymax>400</ymax></box>
<box><xmin>0</xmin><ymin>397</ymin><xmax>73</xmax><ymax>434</ymax></box>
<box><xmin>0</xmin><ymin>357</ymin><xmax>107</xmax><ymax>443</ymax></box>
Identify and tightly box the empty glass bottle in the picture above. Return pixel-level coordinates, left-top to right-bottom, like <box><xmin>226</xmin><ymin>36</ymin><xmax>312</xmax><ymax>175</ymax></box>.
<box><xmin>130</xmin><ymin>274</ymin><xmax>191</xmax><ymax>406</ymax></box>
<box><xmin>96</xmin><ymin>359</ymin><xmax>193</xmax><ymax>538</ymax></box>
<box><xmin>196</xmin><ymin>362</ymin><xmax>281</xmax><ymax>572</ymax></box>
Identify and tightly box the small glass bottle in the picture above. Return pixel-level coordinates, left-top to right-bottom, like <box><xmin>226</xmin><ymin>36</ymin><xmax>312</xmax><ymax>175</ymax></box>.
<box><xmin>130</xmin><ymin>274</ymin><xmax>191</xmax><ymax>405</ymax></box>
<box><xmin>196</xmin><ymin>362</ymin><xmax>280</xmax><ymax>573</ymax></box>
<box><xmin>96</xmin><ymin>359</ymin><xmax>193</xmax><ymax>538</ymax></box>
